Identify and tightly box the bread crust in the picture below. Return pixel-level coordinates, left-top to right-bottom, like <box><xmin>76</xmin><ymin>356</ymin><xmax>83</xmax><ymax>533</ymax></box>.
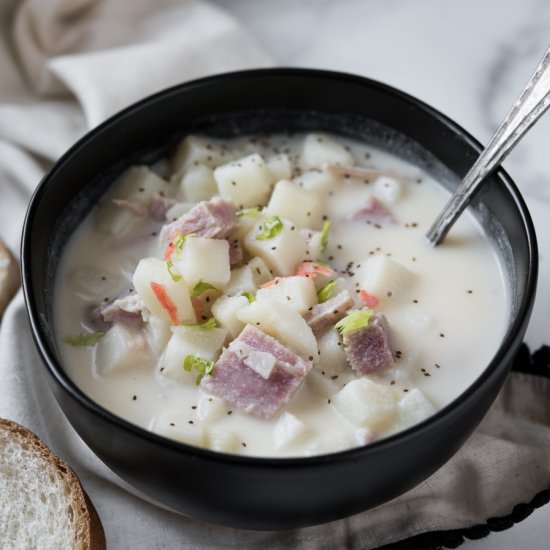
<box><xmin>0</xmin><ymin>418</ymin><xmax>106</xmax><ymax>550</ymax></box>
<box><xmin>0</xmin><ymin>238</ymin><xmax>20</xmax><ymax>318</ymax></box>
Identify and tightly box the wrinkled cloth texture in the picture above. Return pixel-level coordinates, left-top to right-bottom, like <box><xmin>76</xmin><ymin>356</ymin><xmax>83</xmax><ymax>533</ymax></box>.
<box><xmin>0</xmin><ymin>1</ymin><xmax>549</xmax><ymax>548</ymax></box>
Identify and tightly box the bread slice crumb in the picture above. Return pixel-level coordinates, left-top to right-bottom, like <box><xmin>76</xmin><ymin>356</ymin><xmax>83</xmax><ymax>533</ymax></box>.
<box><xmin>0</xmin><ymin>418</ymin><xmax>106</xmax><ymax>549</ymax></box>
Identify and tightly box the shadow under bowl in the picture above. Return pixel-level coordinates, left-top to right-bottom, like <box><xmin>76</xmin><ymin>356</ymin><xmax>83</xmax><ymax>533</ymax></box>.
<box><xmin>21</xmin><ymin>68</ymin><xmax>538</xmax><ymax>530</ymax></box>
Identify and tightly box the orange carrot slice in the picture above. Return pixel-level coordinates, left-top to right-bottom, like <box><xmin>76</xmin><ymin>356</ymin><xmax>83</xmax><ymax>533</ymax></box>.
<box><xmin>359</xmin><ymin>289</ymin><xmax>379</xmax><ymax>308</ymax></box>
<box><xmin>150</xmin><ymin>282</ymin><xmax>179</xmax><ymax>324</ymax></box>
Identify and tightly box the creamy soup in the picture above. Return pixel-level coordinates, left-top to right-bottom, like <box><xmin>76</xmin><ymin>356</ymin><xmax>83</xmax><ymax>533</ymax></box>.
<box><xmin>55</xmin><ymin>132</ymin><xmax>508</xmax><ymax>457</ymax></box>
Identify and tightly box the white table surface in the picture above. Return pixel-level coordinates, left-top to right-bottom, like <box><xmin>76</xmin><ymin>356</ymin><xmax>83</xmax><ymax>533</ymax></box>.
<box><xmin>210</xmin><ymin>0</ymin><xmax>550</xmax><ymax>547</ymax></box>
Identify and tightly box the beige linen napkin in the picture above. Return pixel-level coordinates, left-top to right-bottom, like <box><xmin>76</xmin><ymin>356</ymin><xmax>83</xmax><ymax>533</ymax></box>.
<box><xmin>1</xmin><ymin>1</ymin><xmax>549</xmax><ymax>548</ymax></box>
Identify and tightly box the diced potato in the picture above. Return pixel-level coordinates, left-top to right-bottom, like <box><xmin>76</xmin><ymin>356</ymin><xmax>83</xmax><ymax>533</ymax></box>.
<box><xmin>306</xmin><ymin>231</ymin><xmax>323</xmax><ymax>260</ymax></box>
<box><xmin>306</xmin><ymin>368</ymin><xmax>342</xmax><ymax>398</ymax></box>
<box><xmin>374</xmin><ymin>176</ymin><xmax>402</xmax><ymax>203</ymax></box>
<box><xmin>165</xmin><ymin>202</ymin><xmax>194</xmax><ymax>222</ymax></box>
<box><xmin>179</xmin><ymin>164</ymin><xmax>218</xmax><ymax>202</ymax></box>
<box><xmin>357</xmin><ymin>255</ymin><xmax>414</xmax><ymax>303</ymax></box>
<box><xmin>266</xmin><ymin>154</ymin><xmax>292</xmax><ymax>182</ymax></box>
<box><xmin>207</xmin><ymin>428</ymin><xmax>240</xmax><ymax>453</ymax></box>
<box><xmin>95</xmin><ymin>166</ymin><xmax>170</xmax><ymax>236</ymax></box>
<box><xmin>256</xmin><ymin>275</ymin><xmax>317</xmax><ymax>314</ymax></box>
<box><xmin>274</xmin><ymin>412</ymin><xmax>310</xmax><ymax>450</ymax></box>
<box><xmin>317</xmin><ymin>329</ymin><xmax>348</xmax><ymax>373</ymax></box>
<box><xmin>159</xmin><ymin>325</ymin><xmax>226</xmax><ymax>383</ymax></box>
<box><xmin>293</xmin><ymin>169</ymin><xmax>338</xmax><ymax>193</ymax></box>
<box><xmin>173</xmin><ymin>237</ymin><xmax>230</xmax><ymax>289</ymax></box>
<box><xmin>332</xmin><ymin>378</ymin><xmax>397</xmax><ymax>430</ymax></box>
<box><xmin>224</xmin><ymin>257</ymin><xmax>272</xmax><ymax>295</ymax></box>
<box><xmin>171</xmin><ymin>135</ymin><xmax>227</xmax><ymax>175</ymax></box>
<box><xmin>197</xmin><ymin>393</ymin><xmax>227</xmax><ymax>423</ymax></box>
<box><xmin>265</xmin><ymin>180</ymin><xmax>323</xmax><ymax>229</ymax></box>
<box><xmin>244</xmin><ymin>218</ymin><xmax>307</xmax><ymax>276</ymax></box>
<box><xmin>300</xmin><ymin>133</ymin><xmax>354</xmax><ymax>170</ymax></box>
<box><xmin>145</xmin><ymin>315</ymin><xmax>172</xmax><ymax>355</ymax></box>
<box><xmin>151</xmin><ymin>412</ymin><xmax>206</xmax><ymax>446</ymax></box>
<box><xmin>211</xmin><ymin>295</ymin><xmax>249</xmax><ymax>339</ymax></box>
<box><xmin>132</xmin><ymin>258</ymin><xmax>195</xmax><ymax>325</ymax></box>
<box><xmin>230</xmin><ymin>208</ymin><xmax>263</xmax><ymax>242</ymax></box>
<box><xmin>214</xmin><ymin>154</ymin><xmax>272</xmax><ymax>208</ymax></box>
<box><xmin>397</xmin><ymin>388</ymin><xmax>435</xmax><ymax>430</ymax></box>
<box><xmin>94</xmin><ymin>324</ymin><xmax>151</xmax><ymax>374</ymax></box>
<box><xmin>236</xmin><ymin>298</ymin><xmax>318</xmax><ymax>360</ymax></box>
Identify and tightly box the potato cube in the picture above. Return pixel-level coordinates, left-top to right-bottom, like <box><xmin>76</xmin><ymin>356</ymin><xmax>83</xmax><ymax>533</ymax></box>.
<box><xmin>214</xmin><ymin>154</ymin><xmax>272</xmax><ymax>208</ymax></box>
<box><xmin>133</xmin><ymin>258</ymin><xmax>195</xmax><ymax>325</ymax></box>
<box><xmin>94</xmin><ymin>324</ymin><xmax>151</xmax><ymax>374</ymax></box>
<box><xmin>244</xmin><ymin>218</ymin><xmax>307</xmax><ymax>276</ymax></box>
<box><xmin>179</xmin><ymin>164</ymin><xmax>218</xmax><ymax>202</ymax></box>
<box><xmin>256</xmin><ymin>275</ymin><xmax>317</xmax><ymax>314</ymax></box>
<box><xmin>266</xmin><ymin>154</ymin><xmax>292</xmax><ymax>182</ymax></box>
<box><xmin>224</xmin><ymin>257</ymin><xmax>272</xmax><ymax>295</ymax></box>
<box><xmin>317</xmin><ymin>329</ymin><xmax>348</xmax><ymax>373</ymax></box>
<box><xmin>95</xmin><ymin>166</ymin><xmax>170</xmax><ymax>236</ymax></box>
<box><xmin>145</xmin><ymin>315</ymin><xmax>172</xmax><ymax>356</ymax></box>
<box><xmin>357</xmin><ymin>254</ymin><xmax>414</xmax><ymax>303</ymax></box>
<box><xmin>171</xmin><ymin>135</ymin><xmax>227</xmax><ymax>175</ymax></box>
<box><xmin>173</xmin><ymin>237</ymin><xmax>230</xmax><ymax>289</ymax></box>
<box><xmin>274</xmin><ymin>412</ymin><xmax>310</xmax><ymax>450</ymax></box>
<box><xmin>164</xmin><ymin>202</ymin><xmax>194</xmax><ymax>222</ymax></box>
<box><xmin>197</xmin><ymin>393</ymin><xmax>227</xmax><ymax>422</ymax></box>
<box><xmin>207</xmin><ymin>429</ymin><xmax>240</xmax><ymax>453</ymax></box>
<box><xmin>300</xmin><ymin>133</ymin><xmax>354</xmax><ymax>170</ymax></box>
<box><xmin>397</xmin><ymin>388</ymin><xmax>435</xmax><ymax>430</ymax></box>
<box><xmin>151</xmin><ymin>412</ymin><xmax>206</xmax><ymax>446</ymax></box>
<box><xmin>332</xmin><ymin>378</ymin><xmax>397</xmax><ymax>430</ymax></box>
<box><xmin>211</xmin><ymin>295</ymin><xmax>249</xmax><ymax>338</ymax></box>
<box><xmin>236</xmin><ymin>298</ymin><xmax>318</xmax><ymax>360</ymax></box>
<box><xmin>293</xmin><ymin>169</ymin><xmax>339</xmax><ymax>193</ymax></box>
<box><xmin>374</xmin><ymin>176</ymin><xmax>402</xmax><ymax>203</ymax></box>
<box><xmin>265</xmin><ymin>180</ymin><xmax>323</xmax><ymax>229</ymax></box>
<box><xmin>159</xmin><ymin>325</ymin><xmax>226</xmax><ymax>383</ymax></box>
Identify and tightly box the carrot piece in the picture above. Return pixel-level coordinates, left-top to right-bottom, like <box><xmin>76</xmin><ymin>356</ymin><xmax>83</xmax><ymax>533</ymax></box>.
<box><xmin>259</xmin><ymin>277</ymin><xmax>282</xmax><ymax>289</ymax></box>
<box><xmin>294</xmin><ymin>262</ymin><xmax>334</xmax><ymax>278</ymax></box>
<box><xmin>164</xmin><ymin>241</ymin><xmax>176</xmax><ymax>261</ymax></box>
<box><xmin>150</xmin><ymin>282</ymin><xmax>179</xmax><ymax>324</ymax></box>
<box><xmin>359</xmin><ymin>289</ymin><xmax>379</xmax><ymax>308</ymax></box>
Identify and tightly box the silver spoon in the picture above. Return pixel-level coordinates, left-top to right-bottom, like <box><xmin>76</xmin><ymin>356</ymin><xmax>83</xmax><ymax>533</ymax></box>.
<box><xmin>426</xmin><ymin>45</ymin><xmax>550</xmax><ymax>246</ymax></box>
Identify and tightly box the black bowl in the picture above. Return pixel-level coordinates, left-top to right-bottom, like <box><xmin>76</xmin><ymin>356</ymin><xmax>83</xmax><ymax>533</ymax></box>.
<box><xmin>21</xmin><ymin>68</ymin><xmax>537</xmax><ymax>530</ymax></box>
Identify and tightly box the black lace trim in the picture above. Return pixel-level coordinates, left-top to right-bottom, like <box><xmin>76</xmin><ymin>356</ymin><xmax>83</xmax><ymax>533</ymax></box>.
<box><xmin>378</xmin><ymin>344</ymin><xmax>550</xmax><ymax>550</ymax></box>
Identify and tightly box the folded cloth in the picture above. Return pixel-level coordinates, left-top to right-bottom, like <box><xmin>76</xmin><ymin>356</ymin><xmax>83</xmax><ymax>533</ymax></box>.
<box><xmin>1</xmin><ymin>1</ymin><xmax>549</xmax><ymax>548</ymax></box>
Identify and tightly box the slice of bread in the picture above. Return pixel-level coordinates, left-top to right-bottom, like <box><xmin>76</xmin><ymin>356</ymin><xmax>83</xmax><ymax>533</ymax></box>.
<box><xmin>0</xmin><ymin>238</ymin><xmax>20</xmax><ymax>318</ymax></box>
<box><xmin>0</xmin><ymin>419</ymin><xmax>106</xmax><ymax>549</ymax></box>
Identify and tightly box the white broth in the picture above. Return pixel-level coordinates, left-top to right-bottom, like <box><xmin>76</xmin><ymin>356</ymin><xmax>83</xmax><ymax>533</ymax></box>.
<box><xmin>54</xmin><ymin>132</ymin><xmax>508</xmax><ymax>457</ymax></box>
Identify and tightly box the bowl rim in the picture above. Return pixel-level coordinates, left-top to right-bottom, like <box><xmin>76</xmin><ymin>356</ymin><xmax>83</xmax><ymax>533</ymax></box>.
<box><xmin>21</xmin><ymin>66</ymin><xmax>538</xmax><ymax>468</ymax></box>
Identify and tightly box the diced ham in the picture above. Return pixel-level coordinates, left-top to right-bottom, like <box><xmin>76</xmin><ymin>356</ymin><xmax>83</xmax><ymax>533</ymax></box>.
<box><xmin>93</xmin><ymin>293</ymin><xmax>148</xmax><ymax>329</ymax></box>
<box><xmin>343</xmin><ymin>313</ymin><xmax>394</xmax><ymax>375</ymax></box>
<box><xmin>350</xmin><ymin>196</ymin><xmax>394</xmax><ymax>224</ymax></box>
<box><xmin>202</xmin><ymin>325</ymin><xmax>312</xmax><ymax>419</ymax></box>
<box><xmin>305</xmin><ymin>290</ymin><xmax>354</xmax><ymax>335</ymax></box>
<box><xmin>160</xmin><ymin>197</ymin><xmax>238</xmax><ymax>244</ymax></box>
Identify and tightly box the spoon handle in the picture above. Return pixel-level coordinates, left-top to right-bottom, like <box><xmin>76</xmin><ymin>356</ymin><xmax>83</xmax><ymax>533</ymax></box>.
<box><xmin>426</xmin><ymin>45</ymin><xmax>550</xmax><ymax>246</ymax></box>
